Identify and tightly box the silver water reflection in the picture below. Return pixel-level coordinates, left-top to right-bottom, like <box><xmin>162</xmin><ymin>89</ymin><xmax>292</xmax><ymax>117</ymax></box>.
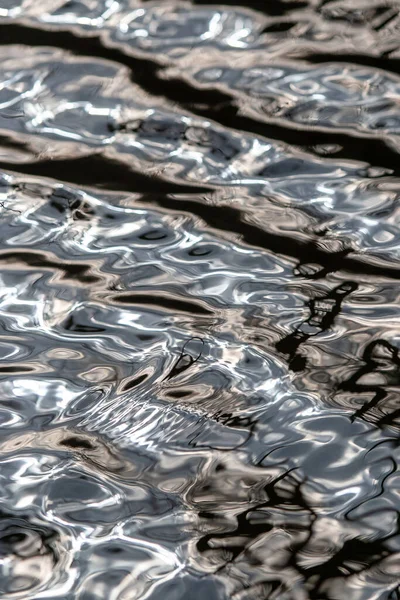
<box><xmin>0</xmin><ymin>1</ymin><xmax>400</xmax><ymax>599</ymax></box>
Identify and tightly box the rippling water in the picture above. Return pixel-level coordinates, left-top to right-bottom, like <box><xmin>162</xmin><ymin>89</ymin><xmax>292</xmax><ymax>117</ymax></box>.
<box><xmin>0</xmin><ymin>1</ymin><xmax>400</xmax><ymax>598</ymax></box>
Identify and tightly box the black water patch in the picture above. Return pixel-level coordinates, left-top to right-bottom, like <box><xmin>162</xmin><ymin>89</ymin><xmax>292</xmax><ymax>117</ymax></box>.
<box><xmin>111</xmin><ymin>293</ymin><xmax>213</xmax><ymax>315</ymax></box>
<box><xmin>143</xmin><ymin>194</ymin><xmax>400</xmax><ymax>280</ymax></box>
<box><xmin>0</xmin><ymin>155</ymin><xmax>215</xmax><ymax>194</ymax></box>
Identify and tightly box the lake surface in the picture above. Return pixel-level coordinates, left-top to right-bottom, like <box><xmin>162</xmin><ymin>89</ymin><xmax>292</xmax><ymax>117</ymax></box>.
<box><xmin>0</xmin><ymin>1</ymin><xmax>400</xmax><ymax>598</ymax></box>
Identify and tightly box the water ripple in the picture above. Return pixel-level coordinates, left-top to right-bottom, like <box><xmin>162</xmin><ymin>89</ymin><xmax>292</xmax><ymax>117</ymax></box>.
<box><xmin>0</xmin><ymin>1</ymin><xmax>399</xmax><ymax>599</ymax></box>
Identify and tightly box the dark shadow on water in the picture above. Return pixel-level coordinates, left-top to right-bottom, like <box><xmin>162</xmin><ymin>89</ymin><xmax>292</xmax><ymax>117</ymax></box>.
<box><xmin>338</xmin><ymin>339</ymin><xmax>400</xmax><ymax>425</ymax></box>
<box><xmin>276</xmin><ymin>282</ymin><xmax>357</xmax><ymax>370</ymax></box>
<box><xmin>164</xmin><ymin>337</ymin><xmax>204</xmax><ymax>381</ymax></box>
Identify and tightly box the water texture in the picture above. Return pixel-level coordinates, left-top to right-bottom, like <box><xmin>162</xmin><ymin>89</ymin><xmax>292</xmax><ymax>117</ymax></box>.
<box><xmin>0</xmin><ymin>1</ymin><xmax>400</xmax><ymax>598</ymax></box>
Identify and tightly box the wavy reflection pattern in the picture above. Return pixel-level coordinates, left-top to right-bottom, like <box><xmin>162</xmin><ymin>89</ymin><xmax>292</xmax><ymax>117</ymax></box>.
<box><xmin>0</xmin><ymin>1</ymin><xmax>399</xmax><ymax>599</ymax></box>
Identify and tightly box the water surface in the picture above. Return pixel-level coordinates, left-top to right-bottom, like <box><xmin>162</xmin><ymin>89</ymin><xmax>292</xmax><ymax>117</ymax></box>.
<box><xmin>0</xmin><ymin>1</ymin><xmax>400</xmax><ymax>598</ymax></box>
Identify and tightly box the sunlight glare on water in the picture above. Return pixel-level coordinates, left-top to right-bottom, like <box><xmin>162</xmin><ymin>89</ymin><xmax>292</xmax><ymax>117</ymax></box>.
<box><xmin>0</xmin><ymin>0</ymin><xmax>400</xmax><ymax>598</ymax></box>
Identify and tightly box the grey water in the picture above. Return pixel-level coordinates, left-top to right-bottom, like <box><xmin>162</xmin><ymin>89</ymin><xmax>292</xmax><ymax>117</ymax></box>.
<box><xmin>0</xmin><ymin>1</ymin><xmax>400</xmax><ymax>598</ymax></box>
